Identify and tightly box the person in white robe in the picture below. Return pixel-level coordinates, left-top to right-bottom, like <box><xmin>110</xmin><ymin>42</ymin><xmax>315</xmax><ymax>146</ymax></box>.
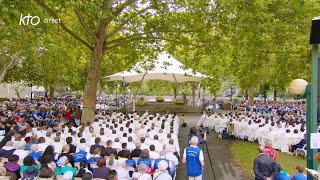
<box><xmin>197</xmin><ymin>112</ymin><xmax>208</xmax><ymax>127</ymax></box>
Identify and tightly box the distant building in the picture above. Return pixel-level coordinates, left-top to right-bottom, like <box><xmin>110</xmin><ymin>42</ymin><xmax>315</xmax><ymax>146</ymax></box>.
<box><xmin>0</xmin><ymin>82</ymin><xmax>45</xmax><ymax>99</ymax></box>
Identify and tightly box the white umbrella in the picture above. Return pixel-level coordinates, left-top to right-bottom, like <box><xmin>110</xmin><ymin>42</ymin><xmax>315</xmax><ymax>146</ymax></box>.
<box><xmin>106</xmin><ymin>52</ymin><xmax>207</xmax><ymax>83</ymax></box>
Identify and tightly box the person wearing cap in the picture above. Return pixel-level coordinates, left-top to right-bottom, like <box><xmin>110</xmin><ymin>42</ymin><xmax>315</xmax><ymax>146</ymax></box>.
<box><xmin>153</xmin><ymin>160</ymin><xmax>172</xmax><ymax>180</ymax></box>
<box><xmin>55</xmin><ymin>156</ymin><xmax>76</xmax><ymax>179</ymax></box>
<box><xmin>182</xmin><ymin>136</ymin><xmax>204</xmax><ymax>180</ymax></box>
<box><xmin>22</xmin><ymin>166</ymin><xmax>38</xmax><ymax>179</ymax></box>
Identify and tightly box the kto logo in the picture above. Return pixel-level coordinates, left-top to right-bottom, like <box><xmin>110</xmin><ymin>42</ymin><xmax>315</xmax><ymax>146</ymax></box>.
<box><xmin>19</xmin><ymin>14</ymin><xmax>40</xmax><ymax>25</ymax></box>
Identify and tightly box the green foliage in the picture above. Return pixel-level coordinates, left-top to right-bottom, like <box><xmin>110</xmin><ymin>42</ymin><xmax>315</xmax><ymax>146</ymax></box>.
<box><xmin>137</xmin><ymin>98</ymin><xmax>146</xmax><ymax>106</ymax></box>
<box><xmin>176</xmin><ymin>98</ymin><xmax>184</xmax><ymax>105</ymax></box>
<box><xmin>2</xmin><ymin>0</ymin><xmax>319</xmax><ymax>103</ymax></box>
<box><xmin>156</xmin><ymin>96</ymin><xmax>164</xmax><ymax>102</ymax></box>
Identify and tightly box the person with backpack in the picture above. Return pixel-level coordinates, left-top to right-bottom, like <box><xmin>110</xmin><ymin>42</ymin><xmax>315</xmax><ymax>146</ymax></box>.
<box><xmin>253</xmin><ymin>146</ymin><xmax>280</xmax><ymax>180</ymax></box>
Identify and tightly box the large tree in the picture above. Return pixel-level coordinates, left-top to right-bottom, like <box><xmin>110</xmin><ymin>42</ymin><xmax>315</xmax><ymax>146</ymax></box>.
<box><xmin>23</xmin><ymin>0</ymin><xmax>215</xmax><ymax>123</ymax></box>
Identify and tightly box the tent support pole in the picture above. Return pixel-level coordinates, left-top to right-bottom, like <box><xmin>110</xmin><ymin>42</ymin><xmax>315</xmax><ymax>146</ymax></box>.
<box><xmin>133</xmin><ymin>74</ymin><xmax>146</xmax><ymax>111</ymax></box>
<box><xmin>172</xmin><ymin>74</ymin><xmax>179</xmax><ymax>100</ymax></box>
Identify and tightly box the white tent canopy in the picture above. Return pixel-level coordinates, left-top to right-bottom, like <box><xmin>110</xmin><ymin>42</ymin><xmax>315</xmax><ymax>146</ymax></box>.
<box><xmin>106</xmin><ymin>52</ymin><xmax>207</xmax><ymax>83</ymax></box>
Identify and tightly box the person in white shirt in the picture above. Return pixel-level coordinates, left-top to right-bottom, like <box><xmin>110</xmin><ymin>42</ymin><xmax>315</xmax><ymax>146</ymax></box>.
<box><xmin>13</xmin><ymin>143</ymin><xmax>28</xmax><ymax>160</ymax></box>
<box><xmin>115</xmin><ymin>158</ymin><xmax>130</xmax><ymax>180</ymax></box>
<box><xmin>197</xmin><ymin>112</ymin><xmax>207</xmax><ymax>127</ymax></box>
<box><xmin>127</xmin><ymin>137</ymin><xmax>136</xmax><ymax>151</ymax></box>
<box><xmin>132</xmin><ymin>163</ymin><xmax>152</xmax><ymax>180</ymax></box>
<box><xmin>38</xmin><ymin>137</ymin><xmax>49</xmax><ymax>153</ymax></box>
<box><xmin>120</xmin><ymin>133</ymin><xmax>128</xmax><ymax>144</ymax></box>
<box><xmin>149</xmin><ymin>145</ymin><xmax>160</xmax><ymax>160</ymax></box>
<box><xmin>128</xmin><ymin>128</ymin><xmax>137</xmax><ymax>142</ymax></box>
<box><xmin>112</xmin><ymin>138</ymin><xmax>122</xmax><ymax>151</ymax></box>
<box><xmin>44</xmin><ymin>131</ymin><xmax>53</xmax><ymax>145</ymax></box>
<box><xmin>165</xmin><ymin>146</ymin><xmax>179</xmax><ymax>167</ymax></box>
<box><xmin>144</xmin><ymin>134</ymin><xmax>153</xmax><ymax>146</ymax></box>
<box><xmin>52</xmin><ymin>137</ymin><xmax>63</xmax><ymax>154</ymax></box>
<box><xmin>140</xmin><ymin>137</ymin><xmax>149</xmax><ymax>150</ymax></box>
<box><xmin>151</xmin><ymin>135</ymin><xmax>163</xmax><ymax>152</ymax></box>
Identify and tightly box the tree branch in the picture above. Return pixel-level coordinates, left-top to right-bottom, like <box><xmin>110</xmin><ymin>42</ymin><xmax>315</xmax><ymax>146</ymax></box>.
<box><xmin>103</xmin><ymin>0</ymin><xmax>118</xmax><ymax>9</ymax></box>
<box><xmin>106</xmin><ymin>36</ymin><xmax>199</xmax><ymax>51</ymax></box>
<box><xmin>111</xmin><ymin>0</ymin><xmax>137</xmax><ymax>21</ymax></box>
<box><xmin>74</xmin><ymin>7</ymin><xmax>98</xmax><ymax>41</ymax></box>
<box><xmin>106</xmin><ymin>6</ymin><xmax>152</xmax><ymax>39</ymax></box>
<box><xmin>0</xmin><ymin>53</ymin><xmax>20</xmax><ymax>83</ymax></box>
<box><xmin>33</xmin><ymin>0</ymin><xmax>93</xmax><ymax>51</ymax></box>
<box><xmin>107</xmin><ymin>29</ymin><xmax>199</xmax><ymax>46</ymax></box>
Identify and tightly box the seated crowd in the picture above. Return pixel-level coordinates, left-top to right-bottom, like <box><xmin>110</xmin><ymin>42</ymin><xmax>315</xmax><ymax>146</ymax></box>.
<box><xmin>0</xmin><ymin>107</ymin><xmax>180</xmax><ymax>180</ymax></box>
<box><xmin>201</xmin><ymin>102</ymin><xmax>307</xmax><ymax>154</ymax></box>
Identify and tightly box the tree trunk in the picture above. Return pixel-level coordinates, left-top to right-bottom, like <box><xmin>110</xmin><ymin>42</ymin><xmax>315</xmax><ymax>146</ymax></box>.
<box><xmin>273</xmin><ymin>90</ymin><xmax>277</xmax><ymax>101</ymax></box>
<box><xmin>0</xmin><ymin>57</ymin><xmax>17</xmax><ymax>83</ymax></box>
<box><xmin>49</xmin><ymin>87</ymin><xmax>54</xmax><ymax>100</ymax></box>
<box><xmin>191</xmin><ymin>83</ymin><xmax>197</xmax><ymax>106</ymax></box>
<box><xmin>14</xmin><ymin>88</ymin><xmax>20</xmax><ymax>99</ymax></box>
<box><xmin>248</xmin><ymin>85</ymin><xmax>254</xmax><ymax>105</ymax></box>
<box><xmin>81</xmin><ymin>41</ymin><xmax>104</xmax><ymax>124</ymax></box>
<box><xmin>245</xmin><ymin>90</ymin><xmax>248</xmax><ymax>100</ymax></box>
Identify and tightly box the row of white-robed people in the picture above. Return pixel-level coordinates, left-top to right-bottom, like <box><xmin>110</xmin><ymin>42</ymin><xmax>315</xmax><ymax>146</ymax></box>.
<box><xmin>201</xmin><ymin>111</ymin><xmax>306</xmax><ymax>153</ymax></box>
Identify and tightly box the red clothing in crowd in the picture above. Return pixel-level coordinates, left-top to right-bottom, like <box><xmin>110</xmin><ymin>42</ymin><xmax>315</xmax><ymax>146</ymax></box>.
<box><xmin>264</xmin><ymin>146</ymin><xmax>278</xmax><ymax>160</ymax></box>
<box><xmin>65</xmin><ymin>110</ymin><xmax>72</xmax><ymax>121</ymax></box>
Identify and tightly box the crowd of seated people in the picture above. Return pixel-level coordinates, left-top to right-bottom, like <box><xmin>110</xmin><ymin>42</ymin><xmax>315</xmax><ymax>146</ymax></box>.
<box><xmin>201</xmin><ymin>102</ymin><xmax>307</xmax><ymax>155</ymax></box>
<box><xmin>0</xmin><ymin>104</ymin><xmax>180</xmax><ymax>180</ymax></box>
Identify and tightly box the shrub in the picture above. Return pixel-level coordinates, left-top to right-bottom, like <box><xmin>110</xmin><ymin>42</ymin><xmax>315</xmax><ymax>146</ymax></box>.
<box><xmin>156</xmin><ymin>96</ymin><xmax>164</xmax><ymax>102</ymax></box>
<box><xmin>176</xmin><ymin>98</ymin><xmax>184</xmax><ymax>105</ymax></box>
<box><xmin>138</xmin><ymin>98</ymin><xmax>146</xmax><ymax>106</ymax></box>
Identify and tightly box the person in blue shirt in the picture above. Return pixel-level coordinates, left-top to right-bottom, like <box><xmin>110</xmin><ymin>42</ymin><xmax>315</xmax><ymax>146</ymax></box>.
<box><xmin>137</xmin><ymin>149</ymin><xmax>152</xmax><ymax>168</ymax></box>
<box><xmin>153</xmin><ymin>151</ymin><xmax>170</xmax><ymax>171</ymax></box>
<box><xmin>290</xmin><ymin>134</ymin><xmax>306</xmax><ymax>153</ymax></box>
<box><xmin>73</xmin><ymin>145</ymin><xmax>88</xmax><ymax>163</ymax></box>
<box><xmin>182</xmin><ymin>136</ymin><xmax>204</xmax><ymax>180</ymax></box>
<box><xmin>276</xmin><ymin>166</ymin><xmax>290</xmax><ymax>180</ymax></box>
<box><xmin>126</xmin><ymin>158</ymin><xmax>136</xmax><ymax>169</ymax></box>
<box><xmin>28</xmin><ymin>144</ymin><xmax>41</xmax><ymax>161</ymax></box>
<box><xmin>24</xmin><ymin>137</ymin><xmax>33</xmax><ymax>151</ymax></box>
<box><xmin>292</xmin><ymin>166</ymin><xmax>307</xmax><ymax>180</ymax></box>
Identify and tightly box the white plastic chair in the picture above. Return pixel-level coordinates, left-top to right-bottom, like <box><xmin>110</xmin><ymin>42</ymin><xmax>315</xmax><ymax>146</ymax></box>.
<box><xmin>295</xmin><ymin>144</ymin><xmax>307</xmax><ymax>156</ymax></box>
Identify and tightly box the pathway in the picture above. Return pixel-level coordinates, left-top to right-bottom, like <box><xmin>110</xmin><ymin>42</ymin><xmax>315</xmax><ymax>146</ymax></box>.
<box><xmin>176</xmin><ymin>114</ymin><xmax>247</xmax><ymax>180</ymax></box>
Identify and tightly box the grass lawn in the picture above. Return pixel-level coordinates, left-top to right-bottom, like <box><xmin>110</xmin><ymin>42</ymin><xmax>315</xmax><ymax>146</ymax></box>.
<box><xmin>230</xmin><ymin>140</ymin><xmax>306</xmax><ymax>179</ymax></box>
